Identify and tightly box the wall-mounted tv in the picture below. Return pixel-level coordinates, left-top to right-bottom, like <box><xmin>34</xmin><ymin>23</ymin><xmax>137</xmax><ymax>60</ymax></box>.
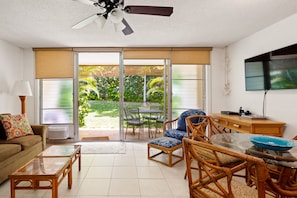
<box><xmin>245</xmin><ymin>43</ymin><xmax>297</xmax><ymax>91</ymax></box>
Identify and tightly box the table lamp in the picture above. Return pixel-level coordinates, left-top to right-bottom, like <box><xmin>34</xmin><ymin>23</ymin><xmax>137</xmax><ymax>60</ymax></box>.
<box><xmin>12</xmin><ymin>80</ymin><xmax>32</xmax><ymax>114</ymax></box>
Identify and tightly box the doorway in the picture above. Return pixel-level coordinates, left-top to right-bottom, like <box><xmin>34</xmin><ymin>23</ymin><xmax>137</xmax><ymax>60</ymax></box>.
<box><xmin>77</xmin><ymin>53</ymin><xmax>169</xmax><ymax>142</ymax></box>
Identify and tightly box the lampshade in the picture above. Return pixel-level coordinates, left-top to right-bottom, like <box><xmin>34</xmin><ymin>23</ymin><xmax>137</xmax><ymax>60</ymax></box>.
<box><xmin>109</xmin><ymin>8</ymin><xmax>124</xmax><ymax>24</ymax></box>
<box><xmin>114</xmin><ymin>22</ymin><xmax>126</xmax><ymax>32</ymax></box>
<box><xmin>94</xmin><ymin>15</ymin><xmax>106</xmax><ymax>29</ymax></box>
<box><xmin>12</xmin><ymin>80</ymin><xmax>32</xmax><ymax>96</ymax></box>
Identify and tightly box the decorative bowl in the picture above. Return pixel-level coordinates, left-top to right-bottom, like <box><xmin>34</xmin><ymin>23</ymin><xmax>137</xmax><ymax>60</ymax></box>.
<box><xmin>250</xmin><ymin>135</ymin><xmax>297</xmax><ymax>151</ymax></box>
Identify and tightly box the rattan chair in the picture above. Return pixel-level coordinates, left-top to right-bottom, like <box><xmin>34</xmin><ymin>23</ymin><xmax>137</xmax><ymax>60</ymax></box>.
<box><xmin>183</xmin><ymin>138</ymin><xmax>297</xmax><ymax>198</ymax></box>
<box><xmin>246</xmin><ymin>136</ymin><xmax>297</xmax><ymax>197</ymax></box>
<box><xmin>185</xmin><ymin>115</ymin><xmax>246</xmax><ymax>179</ymax></box>
<box><xmin>163</xmin><ymin>109</ymin><xmax>206</xmax><ymax>141</ymax></box>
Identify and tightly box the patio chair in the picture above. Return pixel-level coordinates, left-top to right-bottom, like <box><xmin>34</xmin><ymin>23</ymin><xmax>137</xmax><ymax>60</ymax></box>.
<box><xmin>123</xmin><ymin>107</ymin><xmax>146</xmax><ymax>139</ymax></box>
<box><xmin>183</xmin><ymin>138</ymin><xmax>297</xmax><ymax>198</ymax></box>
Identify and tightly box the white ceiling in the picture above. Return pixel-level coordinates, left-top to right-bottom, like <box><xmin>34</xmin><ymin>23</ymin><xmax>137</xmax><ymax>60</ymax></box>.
<box><xmin>0</xmin><ymin>0</ymin><xmax>297</xmax><ymax>49</ymax></box>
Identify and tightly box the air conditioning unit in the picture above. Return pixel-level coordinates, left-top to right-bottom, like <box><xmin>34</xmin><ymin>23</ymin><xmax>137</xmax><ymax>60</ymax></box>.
<box><xmin>47</xmin><ymin>125</ymin><xmax>69</xmax><ymax>139</ymax></box>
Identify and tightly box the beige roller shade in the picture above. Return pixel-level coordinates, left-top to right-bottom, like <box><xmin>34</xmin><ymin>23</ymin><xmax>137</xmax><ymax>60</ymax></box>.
<box><xmin>171</xmin><ymin>48</ymin><xmax>212</xmax><ymax>64</ymax></box>
<box><xmin>123</xmin><ymin>48</ymin><xmax>171</xmax><ymax>59</ymax></box>
<box><xmin>35</xmin><ymin>50</ymin><xmax>74</xmax><ymax>78</ymax></box>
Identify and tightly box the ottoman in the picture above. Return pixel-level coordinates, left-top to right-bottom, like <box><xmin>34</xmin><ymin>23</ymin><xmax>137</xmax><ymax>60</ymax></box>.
<box><xmin>148</xmin><ymin>137</ymin><xmax>184</xmax><ymax>167</ymax></box>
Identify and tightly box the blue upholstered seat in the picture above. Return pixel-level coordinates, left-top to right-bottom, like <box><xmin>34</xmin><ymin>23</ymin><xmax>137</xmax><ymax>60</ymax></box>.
<box><xmin>149</xmin><ymin>137</ymin><xmax>182</xmax><ymax>148</ymax></box>
<box><xmin>164</xmin><ymin>109</ymin><xmax>206</xmax><ymax>141</ymax></box>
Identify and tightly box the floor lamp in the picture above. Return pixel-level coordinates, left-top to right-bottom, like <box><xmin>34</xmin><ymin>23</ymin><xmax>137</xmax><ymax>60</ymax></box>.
<box><xmin>12</xmin><ymin>80</ymin><xmax>32</xmax><ymax>114</ymax></box>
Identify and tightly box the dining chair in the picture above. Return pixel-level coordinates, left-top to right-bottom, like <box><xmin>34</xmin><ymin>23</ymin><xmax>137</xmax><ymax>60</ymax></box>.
<box><xmin>183</xmin><ymin>138</ymin><xmax>297</xmax><ymax>198</ymax></box>
<box><xmin>185</xmin><ymin>115</ymin><xmax>246</xmax><ymax>179</ymax></box>
<box><xmin>123</xmin><ymin>107</ymin><xmax>146</xmax><ymax>139</ymax></box>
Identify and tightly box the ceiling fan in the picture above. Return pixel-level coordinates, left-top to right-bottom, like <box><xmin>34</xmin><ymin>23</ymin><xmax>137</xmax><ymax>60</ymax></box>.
<box><xmin>72</xmin><ymin>0</ymin><xmax>173</xmax><ymax>35</ymax></box>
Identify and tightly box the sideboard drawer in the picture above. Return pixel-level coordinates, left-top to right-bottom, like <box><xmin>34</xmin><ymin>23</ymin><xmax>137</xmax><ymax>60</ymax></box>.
<box><xmin>211</xmin><ymin>113</ymin><xmax>285</xmax><ymax>137</ymax></box>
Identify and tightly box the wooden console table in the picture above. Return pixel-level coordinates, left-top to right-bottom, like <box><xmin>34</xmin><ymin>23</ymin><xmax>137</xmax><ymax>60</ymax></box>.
<box><xmin>211</xmin><ymin>113</ymin><xmax>285</xmax><ymax>137</ymax></box>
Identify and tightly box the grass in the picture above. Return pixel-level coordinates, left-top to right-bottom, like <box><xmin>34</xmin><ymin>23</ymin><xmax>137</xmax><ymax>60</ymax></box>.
<box><xmin>82</xmin><ymin>100</ymin><xmax>145</xmax><ymax>128</ymax></box>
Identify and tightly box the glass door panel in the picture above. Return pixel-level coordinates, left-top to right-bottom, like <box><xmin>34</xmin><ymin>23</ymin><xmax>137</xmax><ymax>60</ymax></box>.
<box><xmin>122</xmin><ymin>59</ymin><xmax>168</xmax><ymax>141</ymax></box>
<box><xmin>172</xmin><ymin>64</ymin><xmax>205</xmax><ymax>118</ymax></box>
<box><xmin>78</xmin><ymin>52</ymin><xmax>121</xmax><ymax>141</ymax></box>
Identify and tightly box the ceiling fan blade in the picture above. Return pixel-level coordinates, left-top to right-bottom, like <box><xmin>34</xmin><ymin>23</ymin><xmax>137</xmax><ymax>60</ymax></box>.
<box><xmin>122</xmin><ymin>18</ymin><xmax>134</xmax><ymax>35</ymax></box>
<box><xmin>124</xmin><ymin>6</ymin><xmax>173</xmax><ymax>16</ymax></box>
<box><xmin>72</xmin><ymin>14</ymin><xmax>99</xmax><ymax>29</ymax></box>
<box><xmin>73</xmin><ymin>0</ymin><xmax>96</xmax><ymax>6</ymax></box>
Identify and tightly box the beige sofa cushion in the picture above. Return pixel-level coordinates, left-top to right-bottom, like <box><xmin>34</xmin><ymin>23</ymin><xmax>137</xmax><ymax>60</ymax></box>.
<box><xmin>0</xmin><ymin>144</ymin><xmax>22</xmax><ymax>161</ymax></box>
<box><xmin>0</xmin><ymin>135</ymin><xmax>41</xmax><ymax>150</ymax></box>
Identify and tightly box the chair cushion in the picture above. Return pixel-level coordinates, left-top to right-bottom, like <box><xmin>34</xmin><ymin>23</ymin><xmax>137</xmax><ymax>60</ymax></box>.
<box><xmin>164</xmin><ymin>129</ymin><xmax>188</xmax><ymax>141</ymax></box>
<box><xmin>177</xmin><ymin>109</ymin><xmax>206</xmax><ymax>131</ymax></box>
<box><xmin>149</xmin><ymin>137</ymin><xmax>182</xmax><ymax>148</ymax></box>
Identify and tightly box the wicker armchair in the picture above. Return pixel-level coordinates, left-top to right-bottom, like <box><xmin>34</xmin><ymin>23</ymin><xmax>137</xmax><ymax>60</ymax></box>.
<box><xmin>185</xmin><ymin>115</ymin><xmax>246</xmax><ymax>179</ymax></box>
<box><xmin>163</xmin><ymin>109</ymin><xmax>206</xmax><ymax>141</ymax></box>
<box><xmin>183</xmin><ymin>138</ymin><xmax>297</xmax><ymax>198</ymax></box>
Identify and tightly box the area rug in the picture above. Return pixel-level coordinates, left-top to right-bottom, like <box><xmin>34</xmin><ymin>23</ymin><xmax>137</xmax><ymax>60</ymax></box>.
<box><xmin>76</xmin><ymin>141</ymin><xmax>126</xmax><ymax>154</ymax></box>
<box><xmin>81</xmin><ymin>136</ymin><xmax>109</xmax><ymax>141</ymax></box>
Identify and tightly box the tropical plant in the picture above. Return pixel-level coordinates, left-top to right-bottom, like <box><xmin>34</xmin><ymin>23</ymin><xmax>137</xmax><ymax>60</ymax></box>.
<box><xmin>146</xmin><ymin>77</ymin><xmax>164</xmax><ymax>103</ymax></box>
<box><xmin>79</xmin><ymin>77</ymin><xmax>99</xmax><ymax>126</ymax></box>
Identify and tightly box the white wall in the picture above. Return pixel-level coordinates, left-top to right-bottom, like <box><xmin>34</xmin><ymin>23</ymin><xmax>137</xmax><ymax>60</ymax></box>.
<box><xmin>214</xmin><ymin>13</ymin><xmax>297</xmax><ymax>138</ymax></box>
<box><xmin>0</xmin><ymin>40</ymin><xmax>24</xmax><ymax>115</ymax></box>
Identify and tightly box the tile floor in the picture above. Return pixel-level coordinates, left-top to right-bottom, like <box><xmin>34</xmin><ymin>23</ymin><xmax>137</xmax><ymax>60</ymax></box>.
<box><xmin>0</xmin><ymin>142</ymin><xmax>189</xmax><ymax>198</ymax></box>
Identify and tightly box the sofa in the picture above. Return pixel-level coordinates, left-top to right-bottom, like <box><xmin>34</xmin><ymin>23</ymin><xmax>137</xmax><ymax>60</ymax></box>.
<box><xmin>0</xmin><ymin>114</ymin><xmax>47</xmax><ymax>184</ymax></box>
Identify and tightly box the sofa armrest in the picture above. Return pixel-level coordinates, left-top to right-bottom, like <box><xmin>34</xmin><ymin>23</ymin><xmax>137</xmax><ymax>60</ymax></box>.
<box><xmin>31</xmin><ymin>125</ymin><xmax>48</xmax><ymax>150</ymax></box>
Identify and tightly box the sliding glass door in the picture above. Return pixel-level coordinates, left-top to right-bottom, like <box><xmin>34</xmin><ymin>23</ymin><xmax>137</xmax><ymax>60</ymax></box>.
<box><xmin>122</xmin><ymin>59</ymin><xmax>169</xmax><ymax>141</ymax></box>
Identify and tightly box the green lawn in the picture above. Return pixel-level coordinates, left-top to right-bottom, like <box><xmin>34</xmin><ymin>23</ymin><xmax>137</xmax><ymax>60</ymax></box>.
<box><xmin>82</xmin><ymin>100</ymin><xmax>143</xmax><ymax>128</ymax></box>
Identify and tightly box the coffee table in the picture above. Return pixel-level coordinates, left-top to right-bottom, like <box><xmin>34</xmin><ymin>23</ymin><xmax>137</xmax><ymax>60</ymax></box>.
<box><xmin>38</xmin><ymin>145</ymin><xmax>81</xmax><ymax>171</ymax></box>
<box><xmin>9</xmin><ymin>157</ymin><xmax>72</xmax><ymax>198</ymax></box>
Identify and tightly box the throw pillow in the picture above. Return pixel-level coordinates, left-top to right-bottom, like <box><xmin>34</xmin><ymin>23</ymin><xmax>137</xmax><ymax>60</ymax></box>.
<box><xmin>0</xmin><ymin>114</ymin><xmax>33</xmax><ymax>140</ymax></box>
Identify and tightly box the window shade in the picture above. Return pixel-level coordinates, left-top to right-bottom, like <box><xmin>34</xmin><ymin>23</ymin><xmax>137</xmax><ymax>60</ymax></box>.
<box><xmin>35</xmin><ymin>50</ymin><xmax>74</xmax><ymax>78</ymax></box>
<box><xmin>171</xmin><ymin>48</ymin><xmax>211</xmax><ymax>64</ymax></box>
<box><xmin>123</xmin><ymin>47</ymin><xmax>211</xmax><ymax>64</ymax></box>
<box><xmin>123</xmin><ymin>48</ymin><xmax>171</xmax><ymax>59</ymax></box>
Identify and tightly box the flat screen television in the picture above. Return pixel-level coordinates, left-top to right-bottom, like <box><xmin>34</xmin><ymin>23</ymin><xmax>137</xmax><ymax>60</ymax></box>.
<box><xmin>244</xmin><ymin>53</ymin><xmax>270</xmax><ymax>91</ymax></box>
<box><xmin>244</xmin><ymin>44</ymin><xmax>297</xmax><ymax>91</ymax></box>
<box><xmin>269</xmin><ymin>58</ymin><xmax>297</xmax><ymax>90</ymax></box>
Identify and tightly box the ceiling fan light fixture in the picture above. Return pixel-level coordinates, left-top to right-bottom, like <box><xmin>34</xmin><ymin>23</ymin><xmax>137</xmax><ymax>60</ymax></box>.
<box><xmin>94</xmin><ymin>15</ymin><xmax>106</xmax><ymax>28</ymax></box>
<box><xmin>113</xmin><ymin>22</ymin><xmax>125</xmax><ymax>32</ymax></box>
<box><xmin>109</xmin><ymin>8</ymin><xmax>124</xmax><ymax>23</ymax></box>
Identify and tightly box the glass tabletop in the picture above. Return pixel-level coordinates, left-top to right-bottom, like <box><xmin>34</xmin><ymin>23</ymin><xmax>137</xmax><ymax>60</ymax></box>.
<box><xmin>210</xmin><ymin>133</ymin><xmax>297</xmax><ymax>168</ymax></box>
<box><xmin>38</xmin><ymin>145</ymin><xmax>81</xmax><ymax>157</ymax></box>
<box><xmin>11</xmin><ymin>157</ymin><xmax>70</xmax><ymax>176</ymax></box>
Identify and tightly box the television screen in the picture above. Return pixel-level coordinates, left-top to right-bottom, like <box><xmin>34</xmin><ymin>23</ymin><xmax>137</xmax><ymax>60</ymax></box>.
<box><xmin>244</xmin><ymin>44</ymin><xmax>297</xmax><ymax>91</ymax></box>
<box><xmin>245</xmin><ymin>62</ymin><xmax>265</xmax><ymax>91</ymax></box>
<box><xmin>269</xmin><ymin>58</ymin><xmax>297</xmax><ymax>89</ymax></box>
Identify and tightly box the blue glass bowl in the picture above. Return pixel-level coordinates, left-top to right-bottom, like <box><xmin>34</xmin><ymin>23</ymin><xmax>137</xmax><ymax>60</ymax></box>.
<box><xmin>250</xmin><ymin>135</ymin><xmax>297</xmax><ymax>151</ymax></box>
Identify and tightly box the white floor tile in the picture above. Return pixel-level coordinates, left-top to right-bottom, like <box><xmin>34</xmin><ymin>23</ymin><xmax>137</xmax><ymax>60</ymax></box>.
<box><xmin>77</xmin><ymin>179</ymin><xmax>110</xmax><ymax>196</ymax></box>
<box><xmin>109</xmin><ymin>179</ymin><xmax>140</xmax><ymax>196</ymax></box>
<box><xmin>0</xmin><ymin>142</ymin><xmax>189</xmax><ymax>197</ymax></box>
<box><xmin>139</xmin><ymin>179</ymin><xmax>173</xmax><ymax>196</ymax></box>
<box><xmin>112</xmin><ymin>167</ymin><xmax>138</xmax><ymax>178</ymax></box>
<box><xmin>137</xmin><ymin>167</ymin><xmax>164</xmax><ymax>178</ymax></box>
<box><xmin>86</xmin><ymin>167</ymin><xmax>113</xmax><ymax>178</ymax></box>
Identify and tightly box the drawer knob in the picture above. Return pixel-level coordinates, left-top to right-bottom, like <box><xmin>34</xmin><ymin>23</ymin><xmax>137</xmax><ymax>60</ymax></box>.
<box><xmin>233</xmin><ymin>124</ymin><xmax>240</xmax><ymax>128</ymax></box>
